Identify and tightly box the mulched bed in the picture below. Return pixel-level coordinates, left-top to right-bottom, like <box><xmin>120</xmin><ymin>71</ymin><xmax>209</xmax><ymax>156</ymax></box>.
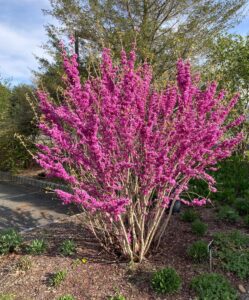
<box><xmin>0</xmin><ymin>207</ymin><xmax>248</xmax><ymax>300</ymax></box>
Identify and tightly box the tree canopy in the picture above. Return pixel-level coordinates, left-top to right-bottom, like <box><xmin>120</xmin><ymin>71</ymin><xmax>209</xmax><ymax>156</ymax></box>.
<box><xmin>43</xmin><ymin>0</ymin><xmax>247</xmax><ymax>77</ymax></box>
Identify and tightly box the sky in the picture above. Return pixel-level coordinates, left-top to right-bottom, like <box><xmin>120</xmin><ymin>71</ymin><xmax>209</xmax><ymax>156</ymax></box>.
<box><xmin>0</xmin><ymin>0</ymin><xmax>53</xmax><ymax>85</ymax></box>
<box><xmin>0</xmin><ymin>0</ymin><xmax>249</xmax><ymax>86</ymax></box>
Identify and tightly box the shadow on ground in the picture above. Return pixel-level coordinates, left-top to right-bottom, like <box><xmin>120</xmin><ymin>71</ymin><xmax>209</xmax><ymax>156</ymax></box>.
<box><xmin>0</xmin><ymin>180</ymin><xmax>79</xmax><ymax>231</ymax></box>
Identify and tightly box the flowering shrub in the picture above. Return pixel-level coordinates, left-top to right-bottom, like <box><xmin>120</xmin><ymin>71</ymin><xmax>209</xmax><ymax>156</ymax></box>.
<box><xmin>36</xmin><ymin>43</ymin><xmax>244</xmax><ymax>262</ymax></box>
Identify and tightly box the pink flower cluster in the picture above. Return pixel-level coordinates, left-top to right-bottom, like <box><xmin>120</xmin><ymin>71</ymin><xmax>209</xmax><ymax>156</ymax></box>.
<box><xmin>36</xmin><ymin>45</ymin><xmax>243</xmax><ymax>218</ymax></box>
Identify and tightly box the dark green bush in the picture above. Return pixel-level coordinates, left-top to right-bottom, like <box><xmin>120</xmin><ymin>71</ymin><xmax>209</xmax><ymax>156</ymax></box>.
<box><xmin>50</xmin><ymin>270</ymin><xmax>67</xmax><ymax>287</ymax></box>
<box><xmin>151</xmin><ymin>267</ymin><xmax>181</xmax><ymax>294</ymax></box>
<box><xmin>0</xmin><ymin>229</ymin><xmax>22</xmax><ymax>254</ymax></box>
<box><xmin>27</xmin><ymin>239</ymin><xmax>46</xmax><ymax>255</ymax></box>
<box><xmin>191</xmin><ymin>219</ymin><xmax>207</xmax><ymax>236</ymax></box>
<box><xmin>190</xmin><ymin>273</ymin><xmax>238</xmax><ymax>300</ymax></box>
<box><xmin>187</xmin><ymin>240</ymin><xmax>209</xmax><ymax>262</ymax></box>
<box><xmin>189</xmin><ymin>156</ymin><xmax>249</xmax><ymax>205</ymax></box>
<box><xmin>181</xmin><ymin>209</ymin><xmax>199</xmax><ymax>222</ymax></box>
<box><xmin>217</xmin><ymin>206</ymin><xmax>239</xmax><ymax>223</ymax></box>
<box><xmin>60</xmin><ymin>240</ymin><xmax>76</xmax><ymax>256</ymax></box>
<box><xmin>244</xmin><ymin>215</ymin><xmax>249</xmax><ymax>227</ymax></box>
<box><xmin>234</xmin><ymin>198</ymin><xmax>249</xmax><ymax>216</ymax></box>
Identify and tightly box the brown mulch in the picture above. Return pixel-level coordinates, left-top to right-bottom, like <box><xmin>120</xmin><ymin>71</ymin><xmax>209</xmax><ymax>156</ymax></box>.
<box><xmin>0</xmin><ymin>208</ymin><xmax>248</xmax><ymax>300</ymax></box>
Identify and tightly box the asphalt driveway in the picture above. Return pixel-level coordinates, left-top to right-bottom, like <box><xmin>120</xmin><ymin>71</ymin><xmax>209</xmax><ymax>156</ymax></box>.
<box><xmin>0</xmin><ymin>180</ymin><xmax>77</xmax><ymax>231</ymax></box>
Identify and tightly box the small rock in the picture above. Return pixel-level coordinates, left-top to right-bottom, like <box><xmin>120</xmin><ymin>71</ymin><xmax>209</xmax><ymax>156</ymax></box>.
<box><xmin>238</xmin><ymin>284</ymin><xmax>246</xmax><ymax>293</ymax></box>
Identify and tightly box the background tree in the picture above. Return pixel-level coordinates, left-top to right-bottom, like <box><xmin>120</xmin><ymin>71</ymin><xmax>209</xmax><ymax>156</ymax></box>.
<box><xmin>0</xmin><ymin>84</ymin><xmax>37</xmax><ymax>172</ymax></box>
<box><xmin>42</xmin><ymin>0</ymin><xmax>247</xmax><ymax>79</ymax></box>
<box><xmin>0</xmin><ymin>79</ymin><xmax>11</xmax><ymax>123</ymax></box>
<box><xmin>204</xmin><ymin>34</ymin><xmax>249</xmax><ymax>153</ymax></box>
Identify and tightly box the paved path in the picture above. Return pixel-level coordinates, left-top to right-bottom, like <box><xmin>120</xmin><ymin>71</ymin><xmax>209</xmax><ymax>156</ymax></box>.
<box><xmin>0</xmin><ymin>180</ymin><xmax>77</xmax><ymax>231</ymax></box>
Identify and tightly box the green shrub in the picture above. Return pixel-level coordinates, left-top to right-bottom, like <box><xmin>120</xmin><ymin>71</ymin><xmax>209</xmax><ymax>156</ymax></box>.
<box><xmin>181</xmin><ymin>209</ymin><xmax>199</xmax><ymax>222</ymax></box>
<box><xmin>50</xmin><ymin>270</ymin><xmax>67</xmax><ymax>287</ymax></box>
<box><xmin>60</xmin><ymin>240</ymin><xmax>76</xmax><ymax>256</ymax></box>
<box><xmin>0</xmin><ymin>229</ymin><xmax>22</xmax><ymax>254</ymax></box>
<box><xmin>187</xmin><ymin>240</ymin><xmax>208</xmax><ymax>262</ymax></box>
<box><xmin>57</xmin><ymin>295</ymin><xmax>75</xmax><ymax>300</ymax></box>
<box><xmin>27</xmin><ymin>239</ymin><xmax>46</xmax><ymax>255</ymax></box>
<box><xmin>191</xmin><ymin>273</ymin><xmax>238</xmax><ymax>300</ymax></box>
<box><xmin>191</xmin><ymin>219</ymin><xmax>208</xmax><ymax>236</ymax></box>
<box><xmin>244</xmin><ymin>215</ymin><xmax>249</xmax><ymax>227</ymax></box>
<box><xmin>151</xmin><ymin>267</ymin><xmax>181</xmax><ymax>294</ymax></box>
<box><xmin>217</xmin><ymin>206</ymin><xmax>239</xmax><ymax>223</ymax></box>
<box><xmin>234</xmin><ymin>198</ymin><xmax>249</xmax><ymax>216</ymax></box>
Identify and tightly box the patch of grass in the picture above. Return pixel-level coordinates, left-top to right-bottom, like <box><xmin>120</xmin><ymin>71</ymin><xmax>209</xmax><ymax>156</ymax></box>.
<box><xmin>60</xmin><ymin>240</ymin><xmax>76</xmax><ymax>256</ymax></box>
<box><xmin>0</xmin><ymin>229</ymin><xmax>22</xmax><ymax>255</ymax></box>
<box><xmin>190</xmin><ymin>273</ymin><xmax>238</xmax><ymax>300</ymax></box>
<box><xmin>181</xmin><ymin>209</ymin><xmax>199</xmax><ymax>222</ymax></box>
<box><xmin>57</xmin><ymin>295</ymin><xmax>75</xmax><ymax>300</ymax></box>
<box><xmin>217</xmin><ymin>206</ymin><xmax>239</xmax><ymax>223</ymax></box>
<box><xmin>187</xmin><ymin>240</ymin><xmax>209</xmax><ymax>263</ymax></box>
<box><xmin>151</xmin><ymin>267</ymin><xmax>181</xmax><ymax>294</ymax></box>
<box><xmin>0</xmin><ymin>294</ymin><xmax>15</xmax><ymax>300</ymax></box>
<box><xmin>27</xmin><ymin>239</ymin><xmax>47</xmax><ymax>255</ymax></box>
<box><xmin>191</xmin><ymin>219</ymin><xmax>208</xmax><ymax>237</ymax></box>
<box><xmin>214</xmin><ymin>230</ymin><xmax>249</xmax><ymax>279</ymax></box>
<box><xmin>16</xmin><ymin>256</ymin><xmax>32</xmax><ymax>271</ymax></box>
<box><xmin>50</xmin><ymin>270</ymin><xmax>67</xmax><ymax>287</ymax></box>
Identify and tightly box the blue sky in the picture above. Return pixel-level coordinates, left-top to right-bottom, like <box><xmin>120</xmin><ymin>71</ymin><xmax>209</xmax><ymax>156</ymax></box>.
<box><xmin>0</xmin><ymin>1</ymin><xmax>249</xmax><ymax>86</ymax></box>
<box><xmin>0</xmin><ymin>0</ymin><xmax>52</xmax><ymax>85</ymax></box>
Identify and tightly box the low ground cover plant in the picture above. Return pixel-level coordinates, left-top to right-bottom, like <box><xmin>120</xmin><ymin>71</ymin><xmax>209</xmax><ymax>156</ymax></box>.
<box><xmin>191</xmin><ymin>219</ymin><xmax>207</xmax><ymax>236</ymax></box>
<box><xmin>217</xmin><ymin>206</ymin><xmax>239</xmax><ymax>223</ymax></box>
<box><xmin>214</xmin><ymin>230</ymin><xmax>249</xmax><ymax>250</ymax></box>
<box><xmin>0</xmin><ymin>229</ymin><xmax>22</xmax><ymax>255</ymax></box>
<box><xmin>213</xmin><ymin>230</ymin><xmax>249</xmax><ymax>279</ymax></box>
<box><xmin>16</xmin><ymin>256</ymin><xmax>32</xmax><ymax>271</ymax></box>
<box><xmin>0</xmin><ymin>294</ymin><xmax>15</xmax><ymax>300</ymax></box>
<box><xmin>151</xmin><ymin>267</ymin><xmax>181</xmax><ymax>294</ymax></box>
<box><xmin>181</xmin><ymin>209</ymin><xmax>199</xmax><ymax>222</ymax></box>
<box><xmin>27</xmin><ymin>239</ymin><xmax>46</xmax><ymax>255</ymax></box>
<box><xmin>190</xmin><ymin>273</ymin><xmax>238</xmax><ymax>300</ymax></box>
<box><xmin>57</xmin><ymin>295</ymin><xmax>75</xmax><ymax>300</ymax></box>
<box><xmin>109</xmin><ymin>294</ymin><xmax>126</xmax><ymax>300</ymax></box>
<box><xmin>187</xmin><ymin>240</ymin><xmax>209</xmax><ymax>262</ymax></box>
<box><xmin>60</xmin><ymin>240</ymin><xmax>76</xmax><ymax>256</ymax></box>
<box><xmin>50</xmin><ymin>270</ymin><xmax>67</xmax><ymax>287</ymax></box>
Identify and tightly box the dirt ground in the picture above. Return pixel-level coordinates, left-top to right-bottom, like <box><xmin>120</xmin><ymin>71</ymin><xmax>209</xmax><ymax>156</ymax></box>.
<box><xmin>0</xmin><ymin>207</ymin><xmax>249</xmax><ymax>300</ymax></box>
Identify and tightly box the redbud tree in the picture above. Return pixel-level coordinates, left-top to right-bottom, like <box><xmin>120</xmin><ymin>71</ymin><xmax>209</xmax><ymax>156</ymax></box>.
<box><xmin>36</xmin><ymin>44</ymin><xmax>244</xmax><ymax>262</ymax></box>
